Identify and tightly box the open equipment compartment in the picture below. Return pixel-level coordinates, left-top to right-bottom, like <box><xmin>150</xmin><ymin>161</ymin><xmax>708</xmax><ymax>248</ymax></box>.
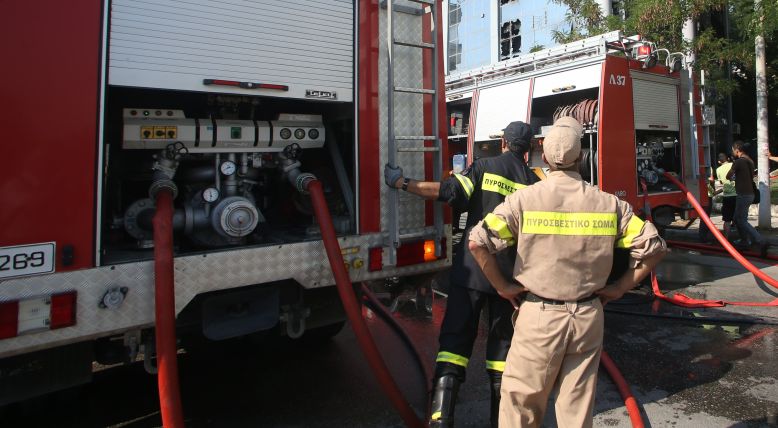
<box><xmin>100</xmin><ymin>88</ymin><xmax>356</xmax><ymax>264</ymax></box>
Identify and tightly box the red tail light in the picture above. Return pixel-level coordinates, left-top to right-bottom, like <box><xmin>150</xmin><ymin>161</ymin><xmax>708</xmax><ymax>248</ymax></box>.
<box><xmin>397</xmin><ymin>239</ymin><xmax>446</xmax><ymax>267</ymax></box>
<box><xmin>50</xmin><ymin>291</ymin><xmax>77</xmax><ymax>329</ymax></box>
<box><xmin>0</xmin><ymin>291</ymin><xmax>77</xmax><ymax>340</ymax></box>
<box><xmin>0</xmin><ymin>301</ymin><xmax>19</xmax><ymax>339</ymax></box>
<box><xmin>368</xmin><ymin>247</ymin><xmax>383</xmax><ymax>272</ymax></box>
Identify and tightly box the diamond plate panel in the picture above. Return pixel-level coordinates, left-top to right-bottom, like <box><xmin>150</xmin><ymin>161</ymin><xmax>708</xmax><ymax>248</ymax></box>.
<box><xmin>379</xmin><ymin>5</ymin><xmax>429</xmax><ymax>234</ymax></box>
<box><xmin>0</xmin><ymin>228</ymin><xmax>450</xmax><ymax>358</ymax></box>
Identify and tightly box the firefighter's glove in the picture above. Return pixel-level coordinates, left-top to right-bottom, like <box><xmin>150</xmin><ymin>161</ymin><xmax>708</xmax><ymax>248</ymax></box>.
<box><xmin>384</xmin><ymin>164</ymin><xmax>404</xmax><ymax>189</ymax></box>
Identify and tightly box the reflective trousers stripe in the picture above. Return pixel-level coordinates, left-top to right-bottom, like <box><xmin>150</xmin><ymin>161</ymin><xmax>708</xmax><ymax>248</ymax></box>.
<box><xmin>484</xmin><ymin>213</ymin><xmax>516</xmax><ymax>246</ymax></box>
<box><xmin>486</xmin><ymin>360</ymin><xmax>506</xmax><ymax>372</ymax></box>
<box><xmin>436</xmin><ymin>351</ymin><xmax>469</xmax><ymax>367</ymax></box>
<box><xmin>616</xmin><ymin>216</ymin><xmax>645</xmax><ymax>248</ymax></box>
<box><xmin>522</xmin><ymin>211</ymin><xmax>618</xmax><ymax>236</ymax></box>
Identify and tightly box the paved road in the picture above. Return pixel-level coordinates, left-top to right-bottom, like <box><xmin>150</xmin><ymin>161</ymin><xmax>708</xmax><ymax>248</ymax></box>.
<box><xmin>2</xmin><ymin>250</ymin><xmax>778</xmax><ymax>427</ymax></box>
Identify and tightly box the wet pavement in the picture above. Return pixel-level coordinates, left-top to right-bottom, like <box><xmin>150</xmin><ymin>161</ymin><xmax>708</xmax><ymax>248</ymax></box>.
<box><xmin>2</xmin><ymin>248</ymin><xmax>778</xmax><ymax>427</ymax></box>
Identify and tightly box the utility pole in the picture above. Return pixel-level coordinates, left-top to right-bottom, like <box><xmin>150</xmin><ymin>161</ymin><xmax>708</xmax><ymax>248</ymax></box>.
<box><xmin>724</xmin><ymin>1</ymin><xmax>734</xmax><ymax>149</ymax></box>
<box><xmin>755</xmin><ymin>0</ymin><xmax>771</xmax><ymax>228</ymax></box>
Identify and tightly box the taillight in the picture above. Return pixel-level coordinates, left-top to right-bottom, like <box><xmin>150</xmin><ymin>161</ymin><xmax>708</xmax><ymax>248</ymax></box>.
<box><xmin>0</xmin><ymin>291</ymin><xmax>77</xmax><ymax>340</ymax></box>
<box><xmin>397</xmin><ymin>239</ymin><xmax>446</xmax><ymax>267</ymax></box>
<box><xmin>0</xmin><ymin>301</ymin><xmax>19</xmax><ymax>339</ymax></box>
<box><xmin>368</xmin><ymin>247</ymin><xmax>383</xmax><ymax>272</ymax></box>
<box><xmin>50</xmin><ymin>292</ymin><xmax>78</xmax><ymax>329</ymax></box>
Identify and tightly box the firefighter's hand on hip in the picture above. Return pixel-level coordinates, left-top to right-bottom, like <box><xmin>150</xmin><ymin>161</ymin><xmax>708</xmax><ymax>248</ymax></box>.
<box><xmin>384</xmin><ymin>164</ymin><xmax>404</xmax><ymax>188</ymax></box>
<box><xmin>497</xmin><ymin>282</ymin><xmax>526</xmax><ymax>309</ymax></box>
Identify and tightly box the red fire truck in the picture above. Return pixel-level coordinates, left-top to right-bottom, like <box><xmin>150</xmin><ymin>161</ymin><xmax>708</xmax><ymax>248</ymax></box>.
<box><xmin>0</xmin><ymin>0</ymin><xmax>450</xmax><ymax>404</ymax></box>
<box><xmin>446</xmin><ymin>31</ymin><xmax>713</xmax><ymax>227</ymax></box>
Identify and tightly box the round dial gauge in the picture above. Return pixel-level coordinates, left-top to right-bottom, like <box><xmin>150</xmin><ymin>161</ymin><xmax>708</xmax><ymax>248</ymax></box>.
<box><xmin>294</xmin><ymin>128</ymin><xmax>306</xmax><ymax>139</ymax></box>
<box><xmin>202</xmin><ymin>187</ymin><xmax>220</xmax><ymax>203</ymax></box>
<box><xmin>220</xmin><ymin>161</ymin><xmax>236</xmax><ymax>176</ymax></box>
<box><xmin>308</xmin><ymin>128</ymin><xmax>320</xmax><ymax>139</ymax></box>
<box><xmin>280</xmin><ymin>128</ymin><xmax>292</xmax><ymax>139</ymax></box>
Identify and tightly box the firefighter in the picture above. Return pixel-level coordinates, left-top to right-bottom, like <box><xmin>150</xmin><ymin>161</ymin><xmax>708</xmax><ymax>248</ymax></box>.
<box><xmin>384</xmin><ymin>121</ymin><xmax>538</xmax><ymax>428</ymax></box>
<box><xmin>468</xmin><ymin>117</ymin><xmax>666</xmax><ymax>427</ymax></box>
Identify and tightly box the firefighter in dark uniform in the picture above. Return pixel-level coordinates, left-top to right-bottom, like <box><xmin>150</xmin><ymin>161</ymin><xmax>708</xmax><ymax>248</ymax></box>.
<box><xmin>384</xmin><ymin>121</ymin><xmax>538</xmax><ymax>428</ymax></box>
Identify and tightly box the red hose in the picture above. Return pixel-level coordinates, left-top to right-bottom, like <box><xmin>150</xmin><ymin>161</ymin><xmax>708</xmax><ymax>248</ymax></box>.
<box><xmin>600</xmin><ymin>351</ymin><xmax>645</xmax><ymax>428</ymax></box>
<box><xmin>662</xmin><ymin>172</ymin><xmax>778</xmax><ymax>289</ymax></box>
<box><xmin>657</xmin><ymin>172</ymin><xmax>778</xmax><ymax>307</ymax></box>
<box><xmin>665</xmin><ymin>240</ymin><xmax>778</xmax><ymax>263</ymax></box>
<box><xmin>152</xmin><ymin>190</ymin><xmax>185</xmax><ymax>428</ymax></box>
<box><xmin>307</xmin><ymin>180</ymin><xmax>425</xmax><ymax>428</ymax></box>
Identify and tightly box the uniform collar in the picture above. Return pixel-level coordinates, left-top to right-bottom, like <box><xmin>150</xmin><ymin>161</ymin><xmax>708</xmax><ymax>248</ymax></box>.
<box><xmin>547</xmin><ymin>170</ymin><xmax>583</xmax><ymax>180</ymax></box>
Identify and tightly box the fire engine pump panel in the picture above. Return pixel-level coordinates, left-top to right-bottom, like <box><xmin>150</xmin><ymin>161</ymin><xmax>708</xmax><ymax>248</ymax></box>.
<box><xmin>528</xmin><ymin>82</ymin><xmax>682</xmax><ymax>192</ymax></box>
<box><xmin>101</xmin><ymin>89</ymin><xmax>355</xmax><ymax>263</ymax></box>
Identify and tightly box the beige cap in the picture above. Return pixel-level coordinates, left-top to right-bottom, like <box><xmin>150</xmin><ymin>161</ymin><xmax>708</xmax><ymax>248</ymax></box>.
<box><xmin>543</xmin><ymin>117</ymin><xmax>583</xmax><ymax>168</ymax></box>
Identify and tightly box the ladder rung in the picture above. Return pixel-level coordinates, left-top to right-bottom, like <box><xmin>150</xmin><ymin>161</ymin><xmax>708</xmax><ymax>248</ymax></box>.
<box><xmin>395</xmin><ymin>135</ymin><xmax>437</xmax><ymax>141</ymax></box>
<box><xmin>399</xmin><ymin>232</ymin><xmax>428</xmax><ymax>241</ymax></box>
<box><xmin>394</xmin><ymin>86</ymin><xmax>436</xmax><ymax>94</ymax></box>
<box><xmin>406</xmin><ymin>0</ymin><xmax>434</xmax><ymax>5</ymax></box>
<box><xmin>397</xmin><ymin>147</ymin><xmax>440</xmax><ymax>152</ymax></box>
<box><xmin>393</xmin><ymin>39</ymin><xmax>435</xmax><ymax>49</ymax></box>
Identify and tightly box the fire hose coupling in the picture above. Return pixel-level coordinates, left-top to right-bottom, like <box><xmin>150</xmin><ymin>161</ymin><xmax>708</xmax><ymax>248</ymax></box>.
<box><xmin>149</xmin><ymin>179</ymin><xmax>179</xmax><ymax>200</ymax></box>
<box><xmin>296</xmin><ymin>173</ymin><xmax>317</xmax><ymax>194</ymax></box>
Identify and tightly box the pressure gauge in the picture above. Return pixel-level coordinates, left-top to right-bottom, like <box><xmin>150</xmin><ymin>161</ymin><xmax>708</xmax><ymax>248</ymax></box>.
<box><xmin>280</xmin><ymin>128</ymin><xmax>292</xmax><ymax>139</ymax></box>
<box><xmin>202</xmin><ymin>187</ymin><xmax>220</xmax><ymax>203</ymax></box>
<box><xmin>220</xmin><ymin>161</ymin><xmax>236</xmax><ymax>176</ymax></box>
<box><xmin>294</xmin><ymin>128</ymin><xmax>306</xmax><ymax>139</ymax></box>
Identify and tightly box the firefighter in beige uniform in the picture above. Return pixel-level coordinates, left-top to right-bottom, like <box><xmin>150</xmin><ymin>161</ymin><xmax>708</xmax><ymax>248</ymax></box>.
<box><xmin>468</xmin><ymin>117</ymin><xmax>666</xmax><ymax>427</ymax></box>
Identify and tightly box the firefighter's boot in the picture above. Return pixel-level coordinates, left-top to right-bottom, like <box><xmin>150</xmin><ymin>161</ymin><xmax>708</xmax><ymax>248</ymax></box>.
<box><xmin>488</xmin><ymin>370</ymin><xmax>503</xmax><ymax>428</ymax></box>
<box><xmin>429</xmin><ymin>374</ymin><xmax>460</xmax><ymax>427</ymax></box>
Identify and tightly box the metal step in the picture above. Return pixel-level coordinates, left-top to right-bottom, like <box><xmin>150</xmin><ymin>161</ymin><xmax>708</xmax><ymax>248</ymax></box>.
<box><xmin>395</xmin><ymin>135</ymin><xmax>437</xmax><ymax>140</ymax></box>
<box><xmin>398</xmin><ymin>231</ymin><xmax>429</xmax><ymax>241</ymax></box>
<box><xmin>394</xmin><ymin>86</ymin><xmax>436</xmax><ymax>94</ymax></box>
<box><xmin>397</xmin><ymin>147</ymin><xmax>440</xmax><ymax>152</ymax></box>
<box><xmin>393</xmin><ymin>39</ymin><xmax>434</xmax><ymax>49</ymax></box>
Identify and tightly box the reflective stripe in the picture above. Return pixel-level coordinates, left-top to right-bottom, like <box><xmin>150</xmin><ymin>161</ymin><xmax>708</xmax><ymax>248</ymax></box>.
<box><xmin>436</xmin><ymin>351</ymin><xmax>469</xmax><ymax>367</ymax></box>
<box><xmin>485</xmin><ymin>360</ymin><xmax>506</xmax><ymax>372</ymax></box>
<box><xmin>484</xmin><ymin>213</ymin><xmax>516</xmax><ymax>246</ymax></box>
<box><xmin>522</xmin><ymin>211</ymin><xmax>618</xmax><ymax>236</ymax></box>
<box><xmin>431</xmin><ymin>411</ymin><xmax>442</xmax><ymax>421</ymax></box>
<box><xmin>453</xmin><ymin>174</ymin><xmax>474</xmax><ymax>198</ymax></box>
<box><xmin>481</xmin><ymin>173</ymin><xmax>526</xmax><ymax>197</ymax></box>
<box><xmin>615</xmin><ymin>215</ymin><xmax>645</xmax><ymax>248</ymax></box>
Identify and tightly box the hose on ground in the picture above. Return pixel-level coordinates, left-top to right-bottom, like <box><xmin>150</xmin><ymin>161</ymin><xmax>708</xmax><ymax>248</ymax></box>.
<box><xmin>657</xmin><ymin>172</ymin><xmax>778</xmax><ymax>307</ymax></box>
<box><xmin>600</xmin><ymin>351</ymin><xmax>645</xmax><ymax>428</ymax></box>
<box><xmin>152</xmin><ymin>189</ymin><xmax>185</xmax><ymax>428</ymax></box>
<box><xmin>307</xmin><ymin>179</ymin><xmax>425</xmax><ymax>428</ymax></box>
<box><xmin>360</xmin><ymin>283</ymin><xmax>433</xmax><ymax>395</ymax></box>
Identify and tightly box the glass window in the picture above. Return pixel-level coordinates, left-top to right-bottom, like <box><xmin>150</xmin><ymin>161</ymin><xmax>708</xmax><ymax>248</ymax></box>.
<box><xmin>499</xmin><ymin>0</ymin><xmax>569</xmax><ymax>58</ymax></box>
<box><xmin>447</xmin><ymin>0</ymin><xmax>492</xmax><ymax>73</ymax></box>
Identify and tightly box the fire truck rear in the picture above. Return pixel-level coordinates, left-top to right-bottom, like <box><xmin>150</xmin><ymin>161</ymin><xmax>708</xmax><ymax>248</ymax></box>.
<box><xmin>0</xmin><ymin>0</ymin><xmax>450</xmax><ymax>404</ymax></box>
<box><xmin>446</xmin><ymin>31</ymin><xmax>713</xmax><ymax>226</ymax></box>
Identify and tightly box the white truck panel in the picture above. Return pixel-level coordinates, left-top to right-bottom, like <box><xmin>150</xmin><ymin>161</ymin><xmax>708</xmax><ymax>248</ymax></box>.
<box><xmin>532</xmin><ymin>63</ymin><xmax>602</xmax><ymax>98</ymax></box>
<box><xmin>474</xmin><ymin>80</ymin><xmax>531</xmax><ymax>141</ymax></box>
<box><xmin>108</xmin><ymin>0</ymin><xmax>354</xmax><ymax>101</ymax></box>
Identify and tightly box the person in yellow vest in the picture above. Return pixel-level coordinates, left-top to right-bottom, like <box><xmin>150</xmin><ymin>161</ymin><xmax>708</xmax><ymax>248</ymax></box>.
<box><xmin>715</xmin><ymin>153</ymin><xmax>736</xmax><ymax>239</ymax></box>
<box><xmin>468</xmin><ymin>116</ymin><xmax>666</xmax><ymax>427</ymax></box>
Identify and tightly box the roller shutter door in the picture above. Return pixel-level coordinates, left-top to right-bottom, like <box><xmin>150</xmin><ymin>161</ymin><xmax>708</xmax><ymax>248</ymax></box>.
<box><xmin>108</xmin><ymin>0</ymin><xmax>354</xmax><ymax>102</ymax></box>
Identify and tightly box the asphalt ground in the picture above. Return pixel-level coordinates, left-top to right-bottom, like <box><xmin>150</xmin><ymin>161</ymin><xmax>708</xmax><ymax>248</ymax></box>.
<box><xmin>2</xmin><ymin>212</ymin><xmax>778</xmax><ymax>427</ymax></box>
